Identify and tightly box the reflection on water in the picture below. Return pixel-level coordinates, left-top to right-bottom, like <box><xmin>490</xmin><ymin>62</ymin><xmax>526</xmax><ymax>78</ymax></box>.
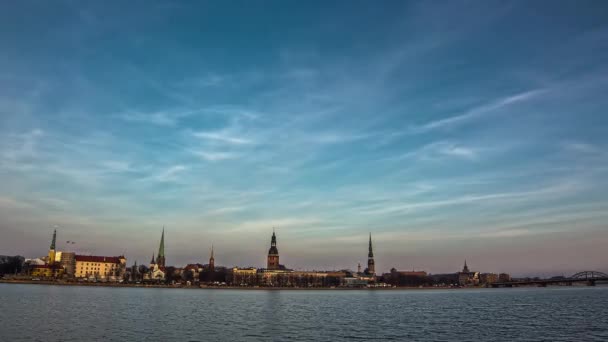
<box><xmin>1</xmin><ymin>284</ymin><xmax>607</xmax><ymax>341</ymax></box>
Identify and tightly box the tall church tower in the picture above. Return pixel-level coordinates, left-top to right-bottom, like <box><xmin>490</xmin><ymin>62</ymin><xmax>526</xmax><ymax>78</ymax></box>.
<box><xmin>367</xmin><ymin>233</ymin><xmax>375</xmax><ymax>276</ymax></box>
<box><xmin>209</xmin><ymin>245</ymin><xmax>215</xmax><ymax>272</ymax></box>
<box><xmin>156</xmin><ymin>227</ymin><xmax>166</xmax><ymax>267</ymax></box>
<box><xmin>267</xmin><ymin>230</ymin><xmax>279</xmax><ymax>270</ymax></box>
<box><xmin>48</xmin><ymin>229</ymin><xmax>57</xmax><ymax>264</ymax></box>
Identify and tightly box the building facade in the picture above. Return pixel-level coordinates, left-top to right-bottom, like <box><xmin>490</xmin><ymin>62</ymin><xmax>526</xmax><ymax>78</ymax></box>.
<box><xmin>75</xmin><ymin>255</ymin><xmax>126</xmax><ymax>281</ymax></box>
<box><xmin>60</xmin><ymin>252</ymin><xmax>76</xmax><ymax>277</ymax></box>
<box><xmin>498</xmin><ymin>273</ymin><xmax>511</xmax><ymax>282</ymax></box>
<box><xmin>480</xmin><ymin>273</ymin><xmax>499</xmax><ymax>285</ymax></box>
<box><xmin>231</xmin><ymin>267</ymin><xmax>258</xmax><ymax>285</ymax></box>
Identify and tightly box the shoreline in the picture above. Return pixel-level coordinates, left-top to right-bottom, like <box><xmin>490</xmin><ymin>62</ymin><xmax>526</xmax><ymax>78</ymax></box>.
<box><xmin>0</xmin><ymin>279</ymin><xmax>479</xmax><ymax>290</ymax></box>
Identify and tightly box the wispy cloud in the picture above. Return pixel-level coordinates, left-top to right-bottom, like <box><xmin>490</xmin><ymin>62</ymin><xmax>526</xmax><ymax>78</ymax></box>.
<box><xmin>193</xmin><ymin>151</ymin><xmax>239</xmax><ymax>161</ymax></box>
<box><xmin>229</xmin><ymin>217</ymin><xmax>321</xmax><ymax>233</ymax></box>
<box><xmin>193</xmin><ymin>130</ymin><xmax>253</xmax><ymax>145</ymax></box>
<box><xmin>306</xmin><ymin>131</ymin><xmax>371</xmax><ymax>144</ymax></box>
<box><xmin>100</xmin><ymin>160</ymin><xmax>135</xmax><ymax>173</ymax></box>
<box><xmin>358</xmin><ymin>180</ymin><xmax>585</xmax><ymax>216</ymax></box>
<box><xmin>0</xmin><ymin>196</ymin><xmax>32</xmax><ymax>210</ymax></box>
<box><xmin>561</xmin><ymin>141</ymin><xmax>601</xmax><ymax>154</ymax></box>
<box><xmin>415</xmin><ymin>89</ymin><xmax>545</xmax><ymax>132</ymax></box>
<box><xmin>390</xmin><ymin>141</ymin><xmax>479</xmax><ymax>162</ymax></box>
<box><xmin>434</xmin><ymin>143</ymin><xmax>478</xmax><ymax>160</ymax></box>
<box><xmin>119</xmin><ymin>109</ymin><xmax>201</xmax><ymax>126</ymax></box>
<box><xmin>153</xmin><ymin>165</ymin><xmax>187</xmax><ymax>182</ymax></box>
<box><xmin>176</xmin><ymin>74</ymin><xmax>226</xmax><ymax>88</ymax></box>
<box><xmin>205</xmin><ymin>206</ymin><xmax>247</xmax><ymax>216</ymax></box>
<box><xmin>0</xmin><ymin>129</ymin><xmax>44</xmax><ymax>162</ymax></box>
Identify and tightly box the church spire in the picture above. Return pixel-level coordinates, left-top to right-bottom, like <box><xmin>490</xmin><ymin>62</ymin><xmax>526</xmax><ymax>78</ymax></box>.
<box><xmin>267</xmin><ymin>229</ymin><xmax>279</xmax><ymax>270</ymax></box>
<box><xmin>50</xmin><ymin>229</ymin><xmax>57</xmax><ymax>250</ymax></box>
<box><xmin>367</xmin><ymin>233</ymin><xmax>375</xmax><ymax>276</ymax></box>
<box><xmin>156</xmin><ymin>227</ymin><xmax>166</xmax><ymax>267</ymax></box>
<box><xmin>48</xmin><ymin>229</ymin><xmax>57</xmax><ymax>264</ymax></box>
<box><xmin>158</xmin><ymin>226</ymin><xmax>165</xmax><ymax>258</ymax></box>
<box><xmin>209</xmin><ymin>244</ymin><xmax>215</xmax><ymax>272</ymax></box>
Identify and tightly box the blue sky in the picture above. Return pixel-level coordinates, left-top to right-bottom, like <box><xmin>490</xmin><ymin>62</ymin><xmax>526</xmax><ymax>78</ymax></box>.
<box><xmin>1</xmin><ymin>1</ymin><xmax>607</xmax><ymax>275</ymax></box>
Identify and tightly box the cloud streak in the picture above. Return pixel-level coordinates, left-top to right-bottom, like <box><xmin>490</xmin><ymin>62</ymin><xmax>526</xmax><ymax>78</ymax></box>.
<box><xmin>416</xmin><ymin>89</ymin><xmax>545</xmax><ymax>132</ymax></box>
<box><xmin>194</xmin><ymin>151</ymin><xmax>239</xmax><ymax>161</ymax></box>
<box><xmin>193</xmin><ymin>130</ymin><xmax>253</xmax><ymax>145</ymax></box>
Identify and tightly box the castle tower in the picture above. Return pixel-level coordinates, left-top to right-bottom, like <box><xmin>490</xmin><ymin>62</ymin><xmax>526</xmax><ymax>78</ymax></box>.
<box><xmin>156</xmin><ymin>227</ymin><xmax>165</xmax><ymax>267</ymax></box>
<box><xmin>267</xmin><ymin>230</ymin><xmax>279</xmax><ymax>270</ymax></box>
<box><xmin>367</xmin><ymin>233</ymin><xmax>375</xmax><ymax>276</ymax></box>
<box><xmin>48</xmin><ymin>229</ymin><xmax>57</xmax><ymax>264</ymax></box>
<box><xmin>209</xmin><ymin>244</ymin><xmax>215</xmax><ymax>272</ymax></box>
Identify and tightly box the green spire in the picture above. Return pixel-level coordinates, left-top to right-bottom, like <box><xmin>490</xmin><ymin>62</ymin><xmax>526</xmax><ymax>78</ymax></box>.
<box><xmin>158</xmin><ymin>226</ymin><xmax>165</xmax><ymax>258</ymax></box>
<box><xmin>50</xmin><ymin>229</ymin><xmax>57</xmax><ymax>250</ymax></box>
<box><xmin>368</xmin><ymin>232</ymin><xmax>373</xmax><ymax>258</ymax></box>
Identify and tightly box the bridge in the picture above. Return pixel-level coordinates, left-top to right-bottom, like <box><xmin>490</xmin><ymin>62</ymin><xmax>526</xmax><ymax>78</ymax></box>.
<box><xmin>491</xmin><ymin>271</ymin><xmax>608</xmax><ymax>288</ymax></box>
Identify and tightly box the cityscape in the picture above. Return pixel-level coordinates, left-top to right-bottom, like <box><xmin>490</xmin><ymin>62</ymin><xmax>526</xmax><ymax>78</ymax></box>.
<box><xmin>2</xmin><ymin>1</ymin><xmax>608</xmax><ymax>341</ymax></box>
<box><xmin>3</xmin><ymin>227</ymin><xmax>605</xmax><ymax>289</ymax></box>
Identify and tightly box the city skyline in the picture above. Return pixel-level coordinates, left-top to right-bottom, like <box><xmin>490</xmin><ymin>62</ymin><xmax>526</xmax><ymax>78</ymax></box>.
<box><xmin>10</xmin><ymin>227</ymin><xmax>602</xmax><ymax>278</ymax></box>
<box><xmin>1</xmin><ymin>1</ymin><xmax>608</xmax><ymax>276</ymax></box>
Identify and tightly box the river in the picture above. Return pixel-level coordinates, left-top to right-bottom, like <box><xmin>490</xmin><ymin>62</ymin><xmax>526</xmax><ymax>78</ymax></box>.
<box><xmin>1</xmin><ymin>284</ymin><xmax>607</xmax><ymax>341</ymax></box>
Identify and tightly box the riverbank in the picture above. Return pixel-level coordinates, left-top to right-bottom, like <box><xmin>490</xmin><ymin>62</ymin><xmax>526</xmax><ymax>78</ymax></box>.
<box><xmin>0</xmin><ymin>279</ymin><xmax>471</xmax><ymax>290</ymax></box>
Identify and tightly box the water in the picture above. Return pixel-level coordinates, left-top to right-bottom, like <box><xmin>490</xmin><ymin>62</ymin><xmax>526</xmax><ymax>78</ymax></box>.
<box><xmin>1</xmin><ymin>284</ymin><xmax>607</xmax><ymax>341</ymax></box>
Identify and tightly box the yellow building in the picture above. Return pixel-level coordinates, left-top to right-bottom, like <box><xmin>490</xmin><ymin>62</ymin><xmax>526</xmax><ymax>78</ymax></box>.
<box><xmin>231</xmin><ymin>267</ymin><xmax>258</xmax><ymax>285</ymax></box>
<box><xmin>30</xmin><ymin>266</ymin><xmax>52</xmax><ymax>278</ymax></box>
<box><xmin>75</xmin><ymin>255</ymin><xmax>126</xmax><ymax>281</ymax></box>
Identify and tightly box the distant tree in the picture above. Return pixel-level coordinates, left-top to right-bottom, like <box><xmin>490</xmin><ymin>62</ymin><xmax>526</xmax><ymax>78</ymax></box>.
<box><xmin>214</xmin><ymin>268</ymin><xmax>227</xmax><ymax>283</ymax></box>
<box><xmin>138</xmin><ymin>265</ymin><xmax>149</xmax><ymax>276</ymax></box>
<box><xmin>395</xmin><ymin>275</ymin><xmax>431</xmax><ymax>287</ymax></box>
<box><xmin>0</xmin><ymin>256</ymin><xmax>25</xmax><ymax>275</ymax></box>
<box><xmin>182</xmin><ymin>269</ymin><xmax>194</xmax><ymax>282</ymax></box>
<box><xmin>325</xmin><ymin>276</ymin><xmax>342</xmax><ymax>287</ymax></box>
<box><xmin>164</xmin><ymin>266</ymin><xmax>175</xmax><ymax>284</ymax></box>
<box><xmin>163</xmin><ymin>267</ymin><xmax>181</xmax><ymax>284</ymax></box>
<box><xmin>200</xmin><ymin>269</ymin><xmax>223</xmax><ymax>283</ymax></box>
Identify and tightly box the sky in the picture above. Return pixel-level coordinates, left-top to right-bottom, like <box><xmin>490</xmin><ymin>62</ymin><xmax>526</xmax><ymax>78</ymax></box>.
<box><xmin>1</xmin><ymin>1</ymin><xmax>607</xmax><ymax>276</ymax></box>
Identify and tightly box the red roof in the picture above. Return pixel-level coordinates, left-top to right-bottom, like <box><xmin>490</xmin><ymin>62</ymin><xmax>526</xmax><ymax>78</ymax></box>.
<box><xmin>75</xmin><ymin>255</ymin><xmax>123</xmax><ymax>263</ymax></box>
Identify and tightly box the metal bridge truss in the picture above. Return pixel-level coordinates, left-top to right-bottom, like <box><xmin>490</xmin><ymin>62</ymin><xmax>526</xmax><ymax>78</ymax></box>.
<box><xmin>570</xmin><ymin>271</ymin><xmax>608</xmax><ymax>279</ymax></box>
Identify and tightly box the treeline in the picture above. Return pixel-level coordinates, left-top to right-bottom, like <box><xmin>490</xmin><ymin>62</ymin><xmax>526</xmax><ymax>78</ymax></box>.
<box><xmin>125</xmin><ymin>265</ymin><xmax>231</xmax><ymax>285</ymax></box>
<box><xmin>380</xmin><ymin>273</ymin><xmax>460</xmax><ymax>287</ymax></box>
<box><xmin>231</xmin><ymin>274</ymin><xmax>344</xmax><ymax>287</ymax></box>
<box><xmin>0</xmin><ymin>256</ymin><xmax>25</xmax><ymax>276</ymax></box>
